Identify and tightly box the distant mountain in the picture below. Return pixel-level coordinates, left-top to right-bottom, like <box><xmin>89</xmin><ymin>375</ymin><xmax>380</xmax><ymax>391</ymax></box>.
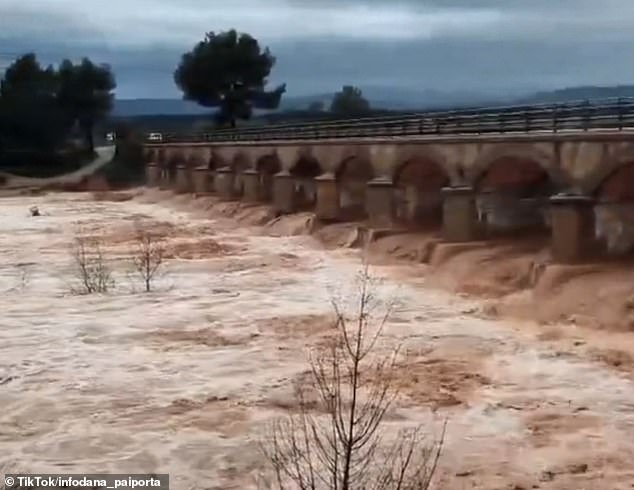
<box><xmin>112</xmin><ymin>85</ymin><xmax>634</xmax><ymax>118</ymax></box>
<box><xmin>518</xmin><ymin>85</ymin><xmax>634</xmax><ymax>104</ymax></box>
<box><xmin>112</xmin><ymin>98</ymin><xmax>211</xmax><ymax>117</ymax></box>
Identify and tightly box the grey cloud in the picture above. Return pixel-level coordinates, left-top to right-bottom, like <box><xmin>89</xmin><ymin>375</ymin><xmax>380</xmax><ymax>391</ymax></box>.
<box><xmin>2</xmin><ymin>1</ymin><xmax>634</xmax><ymax>99</ymax></box>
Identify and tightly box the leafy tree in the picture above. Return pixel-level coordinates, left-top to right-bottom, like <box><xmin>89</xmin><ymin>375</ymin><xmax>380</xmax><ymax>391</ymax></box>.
<box><xmin>174</xmin><ymin>29</ymin><xmax>286</xmax><ymax>128</ymax></box>
<box><xmin>57</xmin><ymin>58</ymin><xmax>116</xmax><ymax>153</ymax></box>
<box><xmin>0</xmin><ymin>53</ymin><xmax>58</xmax><ymax>99</ymax></box>
<box><xmin>0</xmin><ymin>53</ymin><xmax>68</xmax><ymax>151</ymax></box>
<box><xmin>330</xmin><ymin>85</ymin><xmax>371</xmax><ymax>116</ymax></box>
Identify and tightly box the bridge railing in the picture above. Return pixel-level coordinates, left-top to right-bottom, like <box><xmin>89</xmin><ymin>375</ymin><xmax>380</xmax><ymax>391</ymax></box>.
<box><xmin>151</xmin><ymin>97</ymin><xmax>634</xmax><ymax>143</ymax></box>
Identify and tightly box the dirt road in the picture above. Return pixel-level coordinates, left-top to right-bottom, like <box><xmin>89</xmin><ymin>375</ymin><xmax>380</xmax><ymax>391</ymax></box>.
<box><xmin>0</xmin><ymin>191</ymin><xmax>633</xmax><ymax>489</ymax></box>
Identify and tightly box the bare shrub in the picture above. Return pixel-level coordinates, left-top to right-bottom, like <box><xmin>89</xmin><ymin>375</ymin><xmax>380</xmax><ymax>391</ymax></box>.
<box><xmin>259</xmin><ymin>267</ymin><xmax>446</xmax><ymax>490</ymax></box>
<box><xmin>70</xmin><ymin>231</ymin><xmax>114</xmax><ymax>294</ymax></box>
<box><xmin>131</xmin><ymin>221</ymin><xmax>166</xmax><ymax>292</ymax></box>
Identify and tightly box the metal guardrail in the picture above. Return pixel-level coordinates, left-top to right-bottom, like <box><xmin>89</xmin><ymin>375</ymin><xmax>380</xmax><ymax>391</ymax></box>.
<box><xmin>148</xmin><ymin>97</ymin><xmax>634</xmax><ymax>143</ymax></box>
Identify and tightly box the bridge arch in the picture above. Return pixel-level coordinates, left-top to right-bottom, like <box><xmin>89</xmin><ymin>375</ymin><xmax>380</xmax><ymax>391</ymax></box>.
<box><xmin>335</xmin><ymin>154</ymin><xmax>375</xmax><ymax>220</ymax></box>
<box><xmin>166</xmin><ymin>150</ymin><xmax>186</xmax><ymax>184</ymax></box>
<box><xmin>392</xmin><ymin>156</ymin><xmax>450</xmax><ymax>228</ymax></box>
<box><xmin>187</xmin><ymin>153</ymin><xmax>203</xmax><ymax>168</ymax></box>
<box><xmin>229</xmin><ymin>151</ymin><xmax>252</xmax><ymax>197</ymax></box>
<box><xmin>595</xmin><ymin>162</ymin><xmax>634</xmax><ymax>203</ymax></box>
<box><xmin>144</xmin><ymin>149</ymin><xmax>156</xmax><ymax>162</ymax></box>
<box><xmin>582</xmin><ymin>143</ymin><xmax>634</xmax><ymax>197</ymax></box>
<box><xmin>591</xmin><ymin>147</ymin><xmax>634</xmax><ymax>256</ymax></box>
<box><xmin>255</xmin><ymin>153</ymin><xmax>282</xmax><ymax>201</ymax></box>
<box><xmin>471</xmin><ymin>147</ymin><xmax>558</xmax><ymax>236</ymax></box>
<box><xmin>290</xmin><ymin>156</ymin><xmax>322</xmax><ymax>210</ymax></box>
<box><xmin>470</xmin><ymin>144</ymin><xmax>561</xmax><ymax>187</ymax></box>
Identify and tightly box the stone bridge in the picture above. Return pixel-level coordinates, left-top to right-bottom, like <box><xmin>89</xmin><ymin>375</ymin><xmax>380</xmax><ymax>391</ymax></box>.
<box><xmin>143</xmin><ymin>131</ymin><xmax>634</xmax><ymax>264</ymax></box>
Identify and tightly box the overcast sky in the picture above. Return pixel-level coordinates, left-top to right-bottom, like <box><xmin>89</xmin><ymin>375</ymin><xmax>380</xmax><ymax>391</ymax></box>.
<box><xmin>2</xmin><ymin>0</ymin><xmax>634</xmax><ymax>98</ymax></box>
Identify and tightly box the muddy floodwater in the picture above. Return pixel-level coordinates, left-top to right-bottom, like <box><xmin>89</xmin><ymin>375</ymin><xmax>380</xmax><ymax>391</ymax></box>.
<box><xmin>1</xmin><ymin>191</ymin><xmax>634</xmax><ymax>489</ymax></box>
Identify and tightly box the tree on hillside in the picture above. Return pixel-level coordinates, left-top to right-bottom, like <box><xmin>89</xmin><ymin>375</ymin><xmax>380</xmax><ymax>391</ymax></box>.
<box><xmin>330</xmin><ymin>85</ymin><xmax>371</xmax><ymax>116</ymax></box>
<box><xmin>57</xmin><ymin>58</ymin><xmax>116</xmax><ymax>153</ymax></box>
<box><xmin>174</xmin><ymin>29</ymin><xmax>286</xmax><ymax>128</ymax></box>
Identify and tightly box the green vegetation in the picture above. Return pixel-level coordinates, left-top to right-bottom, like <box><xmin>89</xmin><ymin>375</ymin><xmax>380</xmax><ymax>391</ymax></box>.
<box><xmin>57</xmin><ymin>58</ymin><xmax>116</xmax><ymax>153</ymax></box>
<box><xmin>330</xmin><ymin>85</ymin><xmax>371</xmax><ymax>116</ymax></box>
<box><xmin>174</xmin><ymin>29</ymin><xmax>286</xmax><ymax>128</ymax></box>
<box><xmin>0</xmin><ymin>53</ymin><xmax>116</xmax><ymax>175</ymax></box>
<box><xmin>98</xmin><ymin>124</ymin><xmax>145</xmax><ymax>188</ymax></box>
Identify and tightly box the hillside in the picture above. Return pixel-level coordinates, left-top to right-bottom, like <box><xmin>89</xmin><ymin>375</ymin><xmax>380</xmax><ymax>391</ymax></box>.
<box><xmin>518</xmin><ymin>85</ymin><xmax>634</xmax><ymax>104</ymax></box>
<box><xmin>109</xmin><ymin>85</ymin><xmax>634</xmax><ymax>134</ymax></box>
<box><xmin>112</xmin><ymin>86</ymin><xmax>510</xmax><ymax>118</ymax></box>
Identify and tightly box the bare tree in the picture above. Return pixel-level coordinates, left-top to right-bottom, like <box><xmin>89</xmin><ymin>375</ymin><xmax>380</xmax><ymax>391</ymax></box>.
<box><xmin>131</xmin><ymin>221</ymin><xmax>166</xmax><ymax>292</ymax></box>
<box><xmin>260</xmin><ymin>267</ymin><xmax>446</xmax><ymax>490</ymax></box>
<box><xmin>70</xmin><ymin>232</ymin><xmax>114</xmax><ymax>294</ymax></box>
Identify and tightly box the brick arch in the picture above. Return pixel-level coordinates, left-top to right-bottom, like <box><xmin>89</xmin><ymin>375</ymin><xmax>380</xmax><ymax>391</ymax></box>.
<box><xmin>209</xmin><ymin>150</ymin><xmax>229</xmax><ymax>170</ymax></box>
<box><xmin>166</xmin><ymin>150</ymin><xmax>185</xmax><ymax>183</ymax></box>
<box><xmin>393</xmin><ymin>157</ymin><xmax>449</xmax><ymax>228</ymax></box>
<box><xmin>207</xmin><ymin>154</ymin><xmax>219</xmax><ymax>170</ymax></box>
<box><xmin>255</xmin><ymin>154</ymin><xmax>282</xmax><ymax>201</ymax></box>
<box><xmin>256</xmin><ymin>154</ymin><xmax>282</xmax><ymax>175</ymax></box>
<box><xmin>582</xmin><ymin>144</ymin><xmax>634</xmax><ymax>196</ymax></box>
<box><xmin>393</xmin><ymin>157</ymin><xmax>450</xmax><ymax>190</ymax></box>
<box><xmin>334</xmin><ymin>155</ymin><xmax>374</xmax><ymax>220</ymax></box>
<box><xmin>335</xmin><ymin>155</ymin><xmax>374</xmax><ymax>182</ymax></box>
<box><xmin>231</xmin><ymin>152</ymin><xmax>251</xmax><ymax>172</ymax></box>
<box><xmin>156</xmin><ymin>149</ymin><xmax>166</xmax><ymax>165</ymax></box>
<box><xmin>393</xmin><ymin>145</ymin><xmax>452</xmax><ymax>180</ymax></box>
<box><xmin>473</xmin><ymin>153</ymin><xmax>555</xmax><ymax>237</ymax></box>
<box><xmin>167</xmin><ymin>150</ymin><xmax>186</xmax><ymax>164</ymax></box>
<box><xmin>470</xmin><ymin>145</ymin><xmax>562</xmax><ymax>189</ymax></box>
<box><xmin>475</xmin><ymin>156</ymin><xmax>553</xmax><ymax>196</ymax></box>
<box><xmin>595</xmin><ymin>162</ymin><xmax>634</xmax><ymax>203</ymax></box>
<box><xmin>291</xmin><ymin>156</ymin><xmax>322</xmax><ymax>210</ymax></box>
<box><xmin>144</xmin><ymin>149</ymin><xmax>157</xmax><ymax>163</ymax></box>
<box><xmin>187</xmin><ymin>153</ymin><xmax>203</xmax><ymax>168</ymax></box>
<box><xmin>290</xmin><ymin>156</ymin><xmax>321</xmax><ymax>179</ymax></box>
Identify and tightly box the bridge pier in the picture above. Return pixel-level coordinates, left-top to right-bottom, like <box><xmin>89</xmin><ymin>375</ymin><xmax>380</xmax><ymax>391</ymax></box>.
<box><xmin>273</xmin><ymin>171</ymin><xmax>296</xmax><ymax>214</ymax></box>
<box><xmin>175</xmin><ymin>165</ymin><xmax>191</xmax><ymax>193</ymax></box>
<box><xmin>193</xmin><ymin>166</ymin><xmax>210</xmax><ymax>194</ymax></box>
<box><xmin>145</xmin><ymin>163</ymin><xmax>160</xmax><ymax>188</ymax></box>
<box><xmin>242</xmin><ymin>170</ymin><xmax>261</xmax><ymax>202</ymax></box>
<box><xmin>550</xmin><ymin>195</ymin><xmax>596</xmax><ymax>263</ymax></box>
<box><xmin>215</xmin><ymin>167</ymin><xmax>235</xmax><ymax>200</ymax></box>
<box><xmin>366</xmin><ymin>178</ymin><xmax>395</xmax><ymax>228</ymax></box>
<box><xmin>441</xmin><ymin>186</ymin><xmax>480</xmax><ymax>242</ymax></box>
<box><xmin>315</xmin><ymin>173</ymin><xmax>340</xmax><ymax>221</ymax></box>
<box><xmin>158</xmin><ymin>166</ymin><xmax>169</xmax><ymax>189</ymax></box>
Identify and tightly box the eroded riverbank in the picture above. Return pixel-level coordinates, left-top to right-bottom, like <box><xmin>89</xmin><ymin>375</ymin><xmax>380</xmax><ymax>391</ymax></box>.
<box><xmin>1</xmin><ymin>190</ymin><xmax>633</xmax><ymax>489</ymax></box>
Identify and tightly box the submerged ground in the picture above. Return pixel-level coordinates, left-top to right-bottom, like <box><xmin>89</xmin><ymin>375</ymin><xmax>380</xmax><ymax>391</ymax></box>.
<box><xmin>1</xmin><ymin>189</ymin><xmax>633</xmax><ymax>489</ymax></box>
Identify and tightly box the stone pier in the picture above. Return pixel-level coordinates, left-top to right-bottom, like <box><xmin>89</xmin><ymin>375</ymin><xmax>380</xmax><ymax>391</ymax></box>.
<box><xmin>550</xmin><ymin>195</ymin><xmax>596</xmax><ymax>263</ymax></box>
<box><xmin>366</xmin><ymin>178</ymin><xmax>395</xmax><ymax>228</ymax></box>
<box><xmin>442</xmin><ymin>186</ymin><xmax>480</xmax><ymax>242</ymax></box>
<box><xmin>273</xmin><ymin>171</ymin><xmax>296</xmax><ymax>214</ymax></box>
<box><xmin>315</xmin><ymin>173</ymin><xmax>340</xmax><ymax>221</ymax></box>
<box><xmin>215</xmin><ymin>167</ymin><xmax>235</xmax><ymax>200</ymax></box>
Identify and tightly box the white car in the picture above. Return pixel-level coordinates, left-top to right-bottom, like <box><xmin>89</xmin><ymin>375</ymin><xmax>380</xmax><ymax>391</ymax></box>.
<box><xmin>147</xmin><ymin>133</ymin><xmax>163</xmax><ymax>142</ymax></box>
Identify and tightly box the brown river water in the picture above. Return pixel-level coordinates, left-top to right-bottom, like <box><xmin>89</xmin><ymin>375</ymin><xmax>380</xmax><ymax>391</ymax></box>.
<box><xmin>0</xmin><ymin>190</ymin><xmax>633</xmax><ymax>489</ymax></box>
